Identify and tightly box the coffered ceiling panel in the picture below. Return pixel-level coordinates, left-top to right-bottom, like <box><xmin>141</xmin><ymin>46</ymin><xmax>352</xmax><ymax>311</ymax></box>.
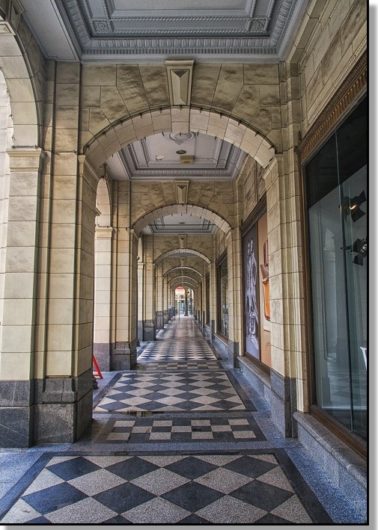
<box><xmin>20</xmin><ymin>0</ymin><xmax>309</xmax><ymax>61</ymax></box>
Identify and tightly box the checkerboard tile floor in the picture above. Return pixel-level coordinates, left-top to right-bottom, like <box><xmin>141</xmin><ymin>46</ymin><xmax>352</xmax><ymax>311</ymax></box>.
<box><xmin>137</xmin><ymin>361</ymin><xmax>223</xmax><ymax>371</ymax></box>
<box><xmin>96</xmin><ymin>414</ymin><xmax>265</xmax><ymax>443</ymax></box>
<box><xmin>138</xmin><ymin>342</ymin><xmax>217</xmax><ymax>364</ymax></box>
<box><xmin>94</xmin><ymin>371</ymin><xmax>248</xmax><ymax>413</ymax></box>
<box><xmin>0</xmin><ymin>453</ymin><xmax>331</xmax><ymax>524</ymax></box>
<box><xmin>0</xmin><ymin>318</ymin><xmax>335</xmax><ymax>524</ymax></box>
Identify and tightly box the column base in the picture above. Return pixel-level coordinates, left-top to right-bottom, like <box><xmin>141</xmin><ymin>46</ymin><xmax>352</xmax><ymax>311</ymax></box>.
<box><xmin>93</xmin><ymin>343</ymin><xmax>110</xmax><ymax>371</ymax></box>
<box><xmin>210</xmin><ymin>320</ymin><xmax>216</xmax><ymax>342</ymax></box>
<box><xmin>0</xmin><ymin>370</ymin><xmax>93</xmax><ymax>447</ymax></box>
<box><xmin>33</xmin><ymin>369</ymin><xmax>93</xmax><ymax>444</ymax></box>
<box><xmin>143</xmin><ymin>320</ymin><xmax>156</xmax><ymax>341</ymax></box>
<box><xmin>137</xmin><ymin>320</ymin><xmax>144</xmax><ymax>343</ymax></box>
<box><xmin>270</xmin><ymin>369</ymin><xmax>297</xmax><ymax>437</ymax></box>
<box><xmin>0</xmin><ymin>405</ymin><xmax>33</xmax><ymax>447</ymax></box>
<box><xmin>111</xmin><ymin>340</ymin><xmax>137</xmax><ymax>370</ymax></box>
<box><xmin>228</xmin><ymin>341</ymin><xmax>239</xmax><ymax>367</ymax></box>
<box><xmin>155</xmin><ymin>311</ymin><xmax>164</xmax><ymax>330</ymax></box>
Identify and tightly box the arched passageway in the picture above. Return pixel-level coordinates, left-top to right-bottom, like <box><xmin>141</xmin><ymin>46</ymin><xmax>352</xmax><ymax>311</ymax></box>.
<box><xmin>0</xmin><ymin>1</ymin><xmax>367</xmax><ymax>524</ymax></box>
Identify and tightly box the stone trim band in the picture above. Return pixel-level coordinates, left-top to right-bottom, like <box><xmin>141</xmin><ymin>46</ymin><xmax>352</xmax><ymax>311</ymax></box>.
<box><xmin>299</xmin><ymin>52</ymin><xmax>367</xmax><ymax>163</ymax></box>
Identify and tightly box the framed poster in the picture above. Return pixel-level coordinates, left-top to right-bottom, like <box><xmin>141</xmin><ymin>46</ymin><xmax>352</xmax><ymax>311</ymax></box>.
<box><xmin>242</xmin><ymin>208</ymin><xmax>271</xmax><ymax>366</ymax></box>
<box><xmin>243</xmin><ymin>223</ymin><xmax>260</xmax><ymax>359</ymax></box>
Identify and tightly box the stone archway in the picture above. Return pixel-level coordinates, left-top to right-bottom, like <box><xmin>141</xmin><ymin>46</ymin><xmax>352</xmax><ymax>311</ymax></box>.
<box><xmin>0</xmin><ymin>10</ymin><xmax>41</xmax><ymax>147</ymax></box>
<box><xmin>168</xmin><ymin>274</ymin><xmax>199</xmax><ymax>287</ymax></box>
<box><xmin>133</xmin><ymin>203</ymin><xmax>232</xmax><ymax>236</ymax></box>
<box><xmin>0</xmin><ymin>35</ymin><xmax>43</xmax><ymax>445</ymax></box>
<box><xmin>84</xmin><ymin>107</ymin><xmax>275</xmax><ymax>171</ymax></box>
<box><xmin>155</xmin><ymin>248</ymin><xmax>211</xmax><ymax>265</ymax></box>
<box><xmin>164</xmin><ymin>266</ymin><xmax>203</xmax><ymax>279</ymax></box>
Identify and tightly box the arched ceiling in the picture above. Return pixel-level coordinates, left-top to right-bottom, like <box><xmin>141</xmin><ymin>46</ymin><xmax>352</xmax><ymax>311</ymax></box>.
<box><xmin>134</xmin><ymin>204</ymin><xmax>231</xmax><ymax>237</ymax></box>
<box><xmin>106</xmin><ymin>132</ymin><xmax>246</xmax><ymax>181</ymax></box>
<box><xmin>20</xmin><ymin>0</ymin><xmax>308</xmax><ymax>62</ymax></box>
<box><xmin>155</xmin><ymin>248</ymin><xmax>210</xmax><ymax>265</ymax></box>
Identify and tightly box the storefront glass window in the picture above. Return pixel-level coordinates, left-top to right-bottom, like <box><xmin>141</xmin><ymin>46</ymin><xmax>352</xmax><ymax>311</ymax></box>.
<box><xmin>306</xmin><ymin>98</ymin><xmax>367</xmax><ymax>440</ymax></box>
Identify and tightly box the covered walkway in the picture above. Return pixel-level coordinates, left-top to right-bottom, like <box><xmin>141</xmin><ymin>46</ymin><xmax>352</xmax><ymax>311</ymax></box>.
<box><xmin>0</xmin><ymin>318</ymin><xmax>364</xmax><ymax>524</ymax></box>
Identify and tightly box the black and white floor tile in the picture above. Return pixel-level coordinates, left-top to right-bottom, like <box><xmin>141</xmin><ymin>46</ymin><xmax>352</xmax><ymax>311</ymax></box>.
<box><xmin>0</xmin><ymin>317</ymin><xmax>337</xmax><ymax>524</ymax></box>
<box><xmin>137</xmin><ymin>361</ymin><xmax>223</xmax><ymax>371</ymax></box>
<box><xmin>94</xmin><ymin>371</ymin><xmax>249</xmax><ymax>413</ymax></box>
<box><xmin>0</xmin><ymin>452</ymin><xmax>331</xmax><ymax>524</ymax></box>
<box><xmin>95</xmin><ymin>414</ymin><xmax>265</xmax><ymax>444</ymax></box>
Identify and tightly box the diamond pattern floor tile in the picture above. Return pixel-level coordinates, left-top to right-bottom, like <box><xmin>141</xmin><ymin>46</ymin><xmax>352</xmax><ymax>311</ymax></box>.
<box><xmin>0</xmin><ymin>319</ymin><xmax>333</xmax><ymax>525</ymax></box>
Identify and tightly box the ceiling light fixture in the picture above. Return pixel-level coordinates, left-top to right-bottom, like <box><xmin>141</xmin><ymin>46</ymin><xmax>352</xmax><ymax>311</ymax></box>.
<box><xmin>176</xmin><ymin>149</ymin><xmax>186</xmax><ymax>155</ymax></box>
<box><xmin>165</xmin><ymin>132</ymin><xmax>193</xmax><ymax>145</ymax></box>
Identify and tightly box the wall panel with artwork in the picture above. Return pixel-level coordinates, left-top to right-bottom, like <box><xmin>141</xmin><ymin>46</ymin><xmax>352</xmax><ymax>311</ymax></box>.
<box><xmin>242</xmin><ymin>200</ymin><xmax>271</xmax><ymax>368</ymax></box>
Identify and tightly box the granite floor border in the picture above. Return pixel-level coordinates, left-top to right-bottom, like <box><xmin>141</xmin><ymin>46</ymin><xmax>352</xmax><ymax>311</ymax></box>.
<box><xmin>92</xmin><ymin>372</ymin><xmax>123</xmax><ymax>409</ymax></box>
<box><xmin>225</xmin><ymin>369</ymin><xmax>257</xmax><ymax>411</ymax></box>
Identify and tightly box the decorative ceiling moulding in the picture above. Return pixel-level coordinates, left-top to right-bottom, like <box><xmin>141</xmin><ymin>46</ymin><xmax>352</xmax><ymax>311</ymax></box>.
<box><xmin>0</xmin><ymin>0</ymin><xmax>23</xmax><ymax>33</ymax></box>
<box><xmin>299</xmin><ymin>52</ymin><xmax>367</xmax><ymax>163</ymax></box>
<box><xmin>118</xmin><ymin>142</ymin><xmax>245</xmax><ymax>181</ymax></box>
<box><xmin>166</xmin><ymin>60</ymin><xmax>194</xmax><ymax>107</ymax></box>
<box><xmin>49</xmin><ymin>0</ymin><xmax>301</xmax><ymax>61</ymax></box>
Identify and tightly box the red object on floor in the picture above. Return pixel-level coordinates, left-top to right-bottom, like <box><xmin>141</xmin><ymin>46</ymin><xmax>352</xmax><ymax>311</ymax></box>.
<box><xmin>92</xmin><ymin>355</ymin><xmax>103</xmax><ymax>379</ymax></box>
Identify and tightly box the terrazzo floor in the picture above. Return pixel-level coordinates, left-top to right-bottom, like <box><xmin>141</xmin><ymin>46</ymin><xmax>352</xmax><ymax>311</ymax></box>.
<box><xmin>0</xmin><ymin>317</ymin><xmax>366</xmax><ymax>524</ymax></box>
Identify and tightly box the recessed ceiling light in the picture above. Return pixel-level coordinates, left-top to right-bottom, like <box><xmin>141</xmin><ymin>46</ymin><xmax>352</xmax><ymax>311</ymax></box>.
<box><xmin>176</xmin><ymin>149</ymin><xmax>186</xmax><ymax>155</ymax></box>
<box><xmin>155</xmin><ymin>154</ymin><xmax>164</xmax><ymax>160</ymax></box>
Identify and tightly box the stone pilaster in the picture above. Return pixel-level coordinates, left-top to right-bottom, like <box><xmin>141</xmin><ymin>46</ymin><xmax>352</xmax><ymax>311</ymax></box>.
<box><xmin>209</xmin><ymin>259</ymin><xmax>217</xmax><ymax>341</ymax></box>
<box><xmin>94</xmin><ymin>227</ymin><xmax>113</xmax><ymax>371</ymax></box>
<box><xmin>142</xmin><ymin>236</ymin><xmax>155</xmax><ymax>340</ymax></box>
<box><xmin>155</xmin><ymin>263</ymin><xmax>164</xmax><ymax>330</ymax></box>
<box><xmin>0</xmin><ymin>147</ymin><xmax>43</xmax><ymax>447</ymax></box>
<box><xmin>227</xmin><ymin>227</ymin><xmax>242</xmax><ymax>365</ymax></box>
<box><xmin>111</xmin><ymin>181</ymin><xmax>138</xmax><ymax>369</ymax></box>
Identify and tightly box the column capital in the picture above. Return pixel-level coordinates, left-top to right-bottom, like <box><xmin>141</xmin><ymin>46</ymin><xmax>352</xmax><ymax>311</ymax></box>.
<box><xmin>78</xmin><ymin>154</ymin><xmax>99</xmax><ymax>181</ymax></box>
<box><xmin>6</xmin><ymin>147</ymin><xmax>44</xmax><ymax>172</ymax></box>
<box><xmin>95</xmin><ymin>226</ymin><xmax>114</xmax><ymax>239</ymax></box>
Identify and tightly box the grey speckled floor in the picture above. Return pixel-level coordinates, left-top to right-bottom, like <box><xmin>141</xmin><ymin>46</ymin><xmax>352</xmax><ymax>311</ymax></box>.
<box><xmin>0</xmin><ymin>317</ymin><xmax>367</xmax><ymax>524</ymax></box>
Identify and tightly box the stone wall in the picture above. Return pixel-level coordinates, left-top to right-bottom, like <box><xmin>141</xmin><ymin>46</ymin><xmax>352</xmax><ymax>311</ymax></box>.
<box><xmin>80</xmin><ymin>62</ymin><xmax>281</xmax><ymax>153</ymax></box>
<box><xmin>0</xmin><ymin>70</ymin><xmax>12</xmax><ymax>355</ymax></box>
<box><xmin>289</xmin><ymin>0</ymin><xmax>367</xmax><ymax>134</ymax></box>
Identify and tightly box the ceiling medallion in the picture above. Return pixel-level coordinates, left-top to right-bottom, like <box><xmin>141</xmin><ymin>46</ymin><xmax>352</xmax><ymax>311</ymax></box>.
<box><xmin>168</xmin><ymin>132</ymin><xmax>194</xmax><ymax>145</ymax></box>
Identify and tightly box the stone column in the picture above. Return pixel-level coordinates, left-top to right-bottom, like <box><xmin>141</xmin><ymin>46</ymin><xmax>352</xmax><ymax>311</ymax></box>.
<box><xmin>111</xmin><ymin>181</ymin><xmax>138</xmax><ymax>370</ymax></box>
<box><xmin>155</xmin><ymin>263</ymin><xmax>164</xmax><ymax>330</ymax></box>
<box><xmin>257</xmin><ymin>63</ymin><xmax>307</xmax><ymax>437</ymax></box>
<box><xmin>184</xmin><ymin>289</ymin><xmax>188</xmax><ymax>316</ymax></box>
<box><xmin>227</xmin><ymin>227</ymin><xmax>243</xmax><ymax>365</ymax></box>
<box><xmin>163</xmin><ymin>275</ymin><xmax>169</xmax><ymax>324</ymax></box>
<box><xmin>209</xmin><ymin>260</ymin><xmax>217</xmax><ymax>341</ymax></box>
<box><xmin>137</xmin><ymin>257</ymin><xmax>144</xmax><ymax>344</ymax></box>
<box><xmin>142</xmin><ymin>236</ymin><xmax>155</xmax><ymax>340</ymax></box>
<box><xmin>29</xmin><ymin>62</ymin><xmax>96</xmax><ymax>445</ymax></box>
<box><xmin>0</xmin><ymin>148</ymin><xmax>43</xmax><ymax>447</ymax></box>
<box><xmin>202</xmin><ymin>274</ymin><xmax>207</xmax><ymax>330</ymax></box>
<box><xmin>264</xmin><ymin>152</ymin><xmax>305</xmax><ymax>437</ymax></box>
<box><xmin>93</xmin><ymin>227</ymin><xmax>113</xmax><ymax>371</ymax></box>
